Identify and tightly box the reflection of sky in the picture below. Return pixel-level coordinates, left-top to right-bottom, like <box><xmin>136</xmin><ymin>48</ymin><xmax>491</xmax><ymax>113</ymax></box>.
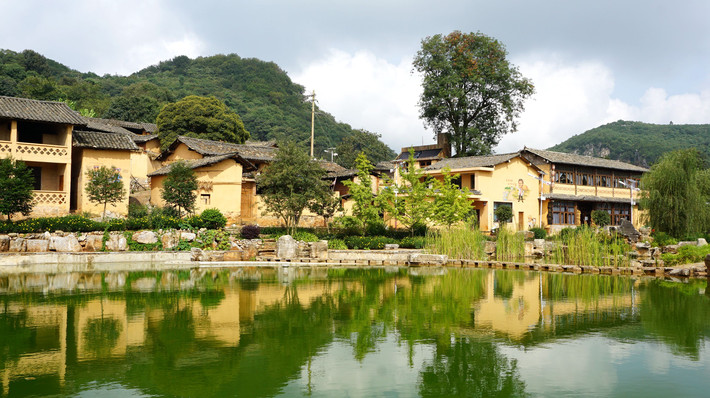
<box><xmin>499</xmin><ymin>334</ymin><xmax>710</xmax><ymax>397</ymax></box>
<box><xmin>278</xmin><ymin>334</ymin><xmax>435</xmax><ymax>397</ymax></box>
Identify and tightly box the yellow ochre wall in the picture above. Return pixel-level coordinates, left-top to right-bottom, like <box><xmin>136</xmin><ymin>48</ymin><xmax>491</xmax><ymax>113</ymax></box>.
<box><xmin>426</xmin><ymin>156</ymin><xmax>543</xmax><ymax>232</ymax></box>
<box><xmin>75</xmin><ymin>149</ymin><xmax>132</xmax><ymax>216</ymax></box>
<box><xmin>150</xmin><ymin>158</ymin><xmax>243</xmax><ymax>217</ymax></box>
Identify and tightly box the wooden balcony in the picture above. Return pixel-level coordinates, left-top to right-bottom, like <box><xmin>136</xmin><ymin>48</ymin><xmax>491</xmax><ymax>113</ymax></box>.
<box><xmin>0</xmin><ymin>140</ymin><xmax>70</xmax><ymax>163</ymax></box>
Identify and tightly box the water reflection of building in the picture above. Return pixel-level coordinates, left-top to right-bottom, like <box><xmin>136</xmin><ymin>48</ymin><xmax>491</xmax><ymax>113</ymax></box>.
<box><xmin>474</xmin><ymin>270</ymin><xmax>637</xmax><ymax>341</ymax></box>
<box><xmin>1</xmin><ymin>268</ymin><xmax>639</xmax><ymax>395</ymax></box>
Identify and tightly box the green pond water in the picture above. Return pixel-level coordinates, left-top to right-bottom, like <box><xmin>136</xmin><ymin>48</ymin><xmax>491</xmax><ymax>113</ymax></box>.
<box><xmin>0</xmin><ymin>266</ymin><xmax>709</xmax><ymax>397</ymax></box>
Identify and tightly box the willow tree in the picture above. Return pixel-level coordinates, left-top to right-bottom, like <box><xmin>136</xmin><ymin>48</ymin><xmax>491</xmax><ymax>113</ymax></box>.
<box><xmin>413</xmin><ymin>31</ymin><xmax>534</xmax><ymax>156</ymax></box>
<box><xmin>641</xmin><ymin>148</ymin><xmax>710</xmax><ymax>238</ymax></box>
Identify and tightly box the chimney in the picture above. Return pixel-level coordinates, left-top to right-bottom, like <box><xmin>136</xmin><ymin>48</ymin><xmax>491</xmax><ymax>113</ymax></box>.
<box><xmin>437</xmin><ymin>133</ymin><xmax>451</xmax><ymax>158</ymax></box>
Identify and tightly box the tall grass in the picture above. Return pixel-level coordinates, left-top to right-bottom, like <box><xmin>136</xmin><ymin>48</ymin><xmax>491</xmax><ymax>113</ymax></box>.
<box><xmin>495</xmin><ymin>226</ymin><xmax>525</xmax><ymax>262</ymax></box>
<box><xmin>549</xmin><ymin>227</ymin><xmax>630</xmax><ymax>267</ymax></box>
<box><xmin>426</xmin><ymin>224</ymin><xmax>487</xmax><ymax>260</ymax></box>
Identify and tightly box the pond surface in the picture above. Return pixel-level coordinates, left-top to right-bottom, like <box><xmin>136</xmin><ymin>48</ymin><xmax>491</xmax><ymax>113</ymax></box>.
<box><xmin>1</xmin><ymin>267</ymin><xmax>709</xmax><ymax>397</ymax></box>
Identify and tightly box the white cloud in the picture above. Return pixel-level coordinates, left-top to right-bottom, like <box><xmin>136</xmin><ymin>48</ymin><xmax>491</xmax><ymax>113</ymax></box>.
<box><xmin>292</xmin><ymin>49</ymin><xmax>430</xmax><ymax>154</ymax></box>
<box><xmin>0</xmin><ymin>0</ymin><xmax>205</xmax><ymax>75</ymax></box>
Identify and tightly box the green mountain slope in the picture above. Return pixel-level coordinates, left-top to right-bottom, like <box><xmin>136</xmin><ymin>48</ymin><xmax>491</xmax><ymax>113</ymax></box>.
<box><xmin>549</xmin><ymin>120</ymin><xmax>710</xmax><ymax>167</ymax></box>
<box><xmin>0</xmin><ymin>49</ymin><xmax>396</xmax><ymax>164</ymax></box>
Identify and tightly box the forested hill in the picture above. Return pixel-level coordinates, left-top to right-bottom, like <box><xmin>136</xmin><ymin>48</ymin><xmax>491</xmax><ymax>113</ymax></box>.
<box><xmin>0</xmin><ymin>49</ymin><xmax>395</xmax><ymax>165</ymax></box>
<box><xmin>548</xmin><ymin>120</ymin><xmax>710</xmax><ymax>167</ymax></box>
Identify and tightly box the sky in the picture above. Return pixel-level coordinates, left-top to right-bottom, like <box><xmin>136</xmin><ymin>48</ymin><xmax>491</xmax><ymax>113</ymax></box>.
<box><xmin>2</xmin><ymin>0</ymin><xmax>710</xmax><ymax>154</ymax></box>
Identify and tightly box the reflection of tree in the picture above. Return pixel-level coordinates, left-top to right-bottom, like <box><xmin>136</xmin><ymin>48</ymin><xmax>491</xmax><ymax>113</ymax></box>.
<box><xmin>493</xmin><ymin>270</ymin><xmax>529</xmax><ymax>300</ymax></box>
<box><xmin>640</xmin><ymin>279</ymin><xmax>710</xmax><ymax>360</ymax></box>
<box><xmin>419</xmin><ymin>337</ymin><xmax>529</xmax><ymax>397</ymax></box>
<box><xmin>83</xmin><ymin>317</ymin><xmax>121</xmax><ymax>358</ymax></box>
<box><xmin>543</xmin><ymin>273</ymin><xmax>633</xmax><ymax>302</ymax></box>
<box><xmin>0</xmin><ymin>309</ymin><xmax>33</xmax><ymax>365</ymax></box>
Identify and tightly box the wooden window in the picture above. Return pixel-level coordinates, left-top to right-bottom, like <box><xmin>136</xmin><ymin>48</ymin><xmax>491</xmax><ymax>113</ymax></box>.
<box><xmin>595</xmin><ymin>203</ymin><xmax>631</xmax><ymax>225</ymax></box>
<box><xmin>469</xmin><ymin>174</ymin><xmax>475</xmax><ymax>190</ymax></box>
<box><xmin>596</xmin><ymin>174</ymin><xmax>613</xmax><ymax>187</ymax></box>
<box><xmin>576</xmin><ymin>172</ymin><xmax>594</xmax><ymax>186</ymax></box>
<box><xmin>551</xmin><ymin>201</ymin><xmax>575</xmax><ymax>225</ymax></box>
<box><xmin>554</xmin><ymin>170</ymin><xmax>574</xmax><ymax>184</ymax></box>
<box><xmin>201</xmin><ymin>194</ymin><xmax>211</xmax><ymax>205</ymax></box>
<box><xmin>451</xmin><ymin>175</ymin><xmax>461</xmax><ymax>189</ymax></box>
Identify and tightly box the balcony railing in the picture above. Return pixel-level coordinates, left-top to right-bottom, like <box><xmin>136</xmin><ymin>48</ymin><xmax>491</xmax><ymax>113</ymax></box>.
<box><xmin>0</xmin><ymin>140</ymin><xmax>70</xmax><ymax>162</ymax></box>
<box><xmin>33</xmin><ymin>191</ymin><xmax>68</xmax><ymax>206</ymax></box>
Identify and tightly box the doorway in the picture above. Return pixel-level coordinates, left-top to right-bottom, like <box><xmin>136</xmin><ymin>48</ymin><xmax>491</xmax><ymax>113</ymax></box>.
<box><xmin>578</xmin><ymin>202</ymin><xmax>593</xmax><ymax>226</ymax></box>
<box><xmin>518</xmin><ymin>211</ymin><xmax>525</xmax><ymax>231</ymax></box>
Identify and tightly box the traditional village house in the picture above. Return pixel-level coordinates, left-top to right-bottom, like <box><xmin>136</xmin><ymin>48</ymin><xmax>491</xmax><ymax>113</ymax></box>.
<box><xmin>423</xmin><ymin>152</ymin><xmax>546</xmax><ymax>232</ymax></box>
<box><xmin>519</xmin><ymin>148</ymin><xmax>647</xmax><ymax>233</ymax></box>
<box><xmin>70</xmin><ymin>119</ymin><xmax>142</xmax><ymax>216</ymax></box>
<box><xmin>0</xmin><ymin>96</ymin><xmax>85</xmax><ymax>218</ymax></box>
<box><xmin>149</xmin><ymin>136</ymin><xmax>264</xmax><ymax>220</ymax></box>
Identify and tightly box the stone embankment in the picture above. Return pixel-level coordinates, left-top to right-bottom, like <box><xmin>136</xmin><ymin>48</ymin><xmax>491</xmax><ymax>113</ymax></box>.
<box><xmin>1</xmin><ymin>232</ymin><xmax>708</xmax><ymax>279</ymax></box>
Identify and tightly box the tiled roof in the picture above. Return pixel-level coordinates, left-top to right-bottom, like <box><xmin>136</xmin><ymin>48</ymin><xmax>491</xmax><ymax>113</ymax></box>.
<box><xmin>546</xmin><ymin>193</ymin><xmax>636</xmax><ymax>204</ymax></box>
<box><xmin>424</xmin><ymin>153</ymin><xmax>520</xmax><ymax>171</ymax></box>
<box><xmin>374</xmin><ymin>161</ymin><xmax>395</xmax><ymax>172</ymax></box>
<box><xmin>149</xmin><ymin>154</ymin><xmax>255</xmax><ymax>176</ymax></box>
<box><xmin>522</xmin><ymin>148</ymin><xmax>648</xmax><ymax>172</ymax></box>
<box><xmin>132</xmin><ymin>134</ymin><xmax>159</xmax><ymax>143</ymax></box>
<box><xmin>141</xmin><ymin>123</ymin><xmax>157</xmax><ymax>133</ymax></box>
<box><xmin>0</xmin><ymin>96</ymin><xmax>86</xmax><ymax>125</ymax></box>
<box><xmin>161</xmin><ymin>135</ymin><xmax>278</xmax><ymax>162</ymax></box>
<box><xmin>396</xmin><ymin>148</ymin><xmax>444</xmax><ymax>161</ymax></box>
<box><xmin>73</xmin><ymin>130</ymin><xmax>139</xmax><ymax>151</ymax></box>
<box><xmin>84</xmin><ymin>118</ymin><xmax>134</xmax><ymax>135</ymax></box>
<box><xmin>317</xmin><ymin>160</ymin><xmax>347</xmax><ymax>173</ymax></box>
<box><xmin>326</xmin><ymin>169</ymin><xmax>359</xmax><ymax>179</ymax></box>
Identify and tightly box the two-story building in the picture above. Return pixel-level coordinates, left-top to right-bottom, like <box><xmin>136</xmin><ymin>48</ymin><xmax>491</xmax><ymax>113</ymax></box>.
<box><xmin>519</xmin><ymin>148</ymin><xmax>647</xmax><ymax>233</ymax></box>
<box><xmin>422</xmin><ymin>148</ymin><xmax>647</xmax><ymax>233</ymax></box>
<box><xmin>0</xmin><ymin>96</ymin><xmax>86</xmax><ymax>218</ymax></box>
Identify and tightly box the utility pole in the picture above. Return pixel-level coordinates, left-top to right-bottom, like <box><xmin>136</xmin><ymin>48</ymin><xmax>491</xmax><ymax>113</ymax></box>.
<box><xmin>310</xmin><ymin>90</ymin><xmax>315</xmax><ymax>158</ymax></box>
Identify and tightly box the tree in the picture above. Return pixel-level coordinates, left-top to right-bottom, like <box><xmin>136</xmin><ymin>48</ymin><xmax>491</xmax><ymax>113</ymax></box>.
<box><xmin>494</xmin><ymin>205</ymin><xmax>513</xmax><ymax>225</ymax></box>
<box><xmin>335</xmin><ymin>130</ymin><xmax>396</xmax><ymax>169</ymax></box>
<box><xmin>309</xmin><ymin>188</ymin><xmax>342</xmax><ymax>232</ymax></box>
<box><xmin>258</xmin><ymin>142</ymin><xmax>328</xmax><ymax>233</ymax></box>
<box><xmin>394</xmin><ymin>150</ymin><xmax>434</xmax><ymax>234</ymax></box>
<box><xmin>343</xmin><ymin>153</ymin><xmax>381</xmax><ymax>229</ymax></box>
<box><xmin>640</xmin><ymin>148</ymin><xmax>710</xmax><ymax>238</ymax></box>
<box><xmin>85</xmin><ymin>166</ymin><xmax>126</xmax><ymax>220</ymax></box>
<box><xmin>0</xmin><ymin>157</ymin><xmax>34</xmax><ymax>222</ymax></box>
<box><xmin>104</xmin><ymin>95</ymin><xmax>160</xmax><ymax>123</ymax></box>
<box><xmin>432</xmin><ymin>168</ymin><xmax>473</xmax><ymax>227</ymax></box>
<box><xmin>161</xmin><ymin>161</ymin><xmax>198</xmax><ymax>216</ymax></box>
<box><xmin>413</xmin><ymin>31</ymin><xmax>534</xmax><ymax>156</ymax></box>
<box><xmin>156</xmin><ymin>95</ymin><xmax>250</xmax><ymax>149</ymax></box>
<box><xmin>591</xmin><ymin>209</ymin><xmax>611</xmax><ymax>227</ymax></box>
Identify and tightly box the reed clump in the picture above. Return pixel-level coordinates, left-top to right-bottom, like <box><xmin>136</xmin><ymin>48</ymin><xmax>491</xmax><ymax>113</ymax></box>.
<box><xmin>495</xmin><ymin>226</ymin><xmax>526</xmax><ymax>262</ymax></box>
<box><xmin>426</xmin><ymin>223</ymin><xmax>487</xmax><ymax>260</ymax></box>
<box><xmin>549</xmin><ymin>226</ymin><xmax>630</xmax><ymax>267</ymax></box>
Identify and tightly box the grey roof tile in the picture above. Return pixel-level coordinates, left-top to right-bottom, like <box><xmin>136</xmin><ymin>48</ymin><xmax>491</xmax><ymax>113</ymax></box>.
<box><xmin>424</xmin><ymin>153</ymin><xmax>520</xmax><ymax>171</ymax></box>
<box><xmin>73</xmin><ymin>130</ymin><xmax>139</xmax><ymax>151</ymax></box>
<box><xmin>522</xmin><ymin>148</ymin><xmax>648</xmax><ymax>172</ymax></box>
<box><xmin>161</xmin><ymin>135</ymin><xmax>278</xmax><ymax>162</ymax></box>
<box><xmin>149</xmin><ymin>154</ymin><xmax>255</xmax><ymax>176</ymax></box>
<box><xmin>0</xmin><ymin>96</ymin><xmax>86</xmax><ymax>125</ymax></box>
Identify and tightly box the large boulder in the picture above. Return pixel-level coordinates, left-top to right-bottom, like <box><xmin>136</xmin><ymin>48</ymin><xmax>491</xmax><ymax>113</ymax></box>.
<box><xmin>705</xmin><ymin>253</ymin><xmax>710</xmax><ymax>269</ymax></box>
<box><xmin>618</xmin><ymin>219</ymin><xmax>641</xmax><ymax>243</ymax></box>
<box><xmin>9</xmin><ymin>238</ymin><xmax>26</xmax><ymax>252</ymax></box>
<box><xmin>277</xmin><ymin>235</ymin><xmax>298</xmax><ymax>259</ymax></box>
<box><xmin>409</xmin><ymin>253</ymin><xmax>448</xmax><ymax>265</ymax></box>
<box><xmin>0</xmin><ymin>235</ymin><xmax>9</xmax><ymax>252</ymax></box>
<box><xmin>698</xmin><ymin>238</ymin><xmax>708</xmax><ymax>247</ymax></box>
<box><xmin>50</xmin><ymin>235</ymin><xmax>82</xmax><ymax>252</ymax></box>
<box><xmin>85</xmin><ymin>235</ymin><xmax>104</xmax><ymax>252</ymax></box>
<box><xmin>180</xmin><ymin>231</ymin><xmax>196</xmax><ymax>242</ymax></box>
<box><xmin>310</xmin><ymin>240</ymin><xmax>328</xmax><ymax>260</ymax></box>
<box><xmin>161</xmin><ymin>231</ymin><xmax>180</xmax><ymax>250</ymax></box>
<box><xmin>26</xmin><ymin>239</ymin><xmax>49</xmax><ymax>252</ymax></box>
<box><xmin>105</xmin><ymin>234</ymin><xmax>128</xmax><ymax>251</ymax></box>
<box><xmin>133</xmin><ymin>230</ymin><xmax>158</xmax><ymax>244</ymax></box>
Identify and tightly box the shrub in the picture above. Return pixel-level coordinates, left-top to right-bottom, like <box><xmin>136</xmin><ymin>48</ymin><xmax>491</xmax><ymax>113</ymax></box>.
<box><xmin>494</xmin><ymin>205</ymin><xmax>513</xmax><ymax>224</ymax></box>
<box><xmin>200</xmin><ymin>208</ymin><xmax>227</xmax><ymax>229</ymax></box>
<box><xmin>331</xmin><ymin>216</ymin><xmax>364</xmax><ymax>236</ymax></box>
<box><xmin>328</xmin><ymin>239</ymin><xmax>348</xmax><ymax>250</ymax></box>
<box><xmin>399</xmin><ymin>236</ymin><xmax>426</xmax><ymax>249</ymax></box>
<box><xmin>411</xmin><ymin>222</ymin><xmax>428</xmax><ymax>237</ymax></box>
<box><xmin>661</xmin><ymin>244</ymin><xmax>710</xmax><ymax>266</ymax></box>
<box><xmin>558</xmin><ymin>227</ymin><xmax>576</xmax><ymax>241</ymax></box>
<box><xmin>591</xmin><ymin>210</ymin><xmax>611</xmax><ymax>227</ymax></box>
<box><xmin>651</xmin><ymin>231</ymin><xmax>677</xmax><ymax>247</ymax></box>
<box><xmin>128</xmin><ymin>203</ymin><xmax>150</xmax><ymax>219</ymax></box>
<box><xmin>344</xmin><ymin>236</ymin><xmax>397</xmax><ymax>250</ymax></box>
<box><xmin>292</xmin><ymin>230</ymin><xmax>319</xmax><ymax>242</ymax></box>
<box><xmin>240</xmin><ymin>224</ymin><xmax>261</xmax><ymax>239</ymax></box>
<box><xmin>529</xmin><ymin>227</ymin><xmax>547</xmax><ymax>240</ymax></box>
<box><xmin>365</xmin><ymin>221</ymin><xmax>388</xmax><ymax>236</ymax></box>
